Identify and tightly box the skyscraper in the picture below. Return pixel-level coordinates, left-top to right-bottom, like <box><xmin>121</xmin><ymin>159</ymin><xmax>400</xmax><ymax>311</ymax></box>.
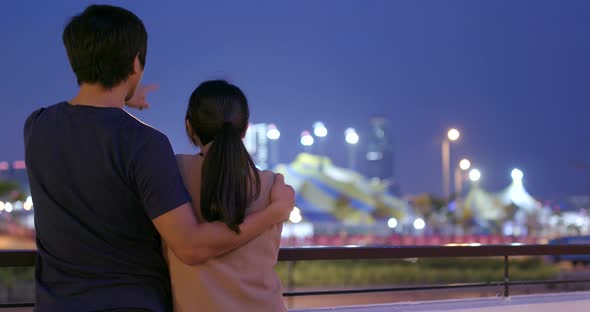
<box><xmin>243</xmin><ymin>123</ymin><xmax>269</xmax><ymax>170</ymax></box>
<box><xmin>365</xmin><ymin>117</ymin><xmax>396</xmax><ymax>192</ymax></box>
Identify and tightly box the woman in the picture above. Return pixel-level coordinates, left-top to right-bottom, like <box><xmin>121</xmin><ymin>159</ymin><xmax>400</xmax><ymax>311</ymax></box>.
<box><xmin>165</xmin><ymin>80</ymin><xmax>287</xmax><ymax>312</ymax></box>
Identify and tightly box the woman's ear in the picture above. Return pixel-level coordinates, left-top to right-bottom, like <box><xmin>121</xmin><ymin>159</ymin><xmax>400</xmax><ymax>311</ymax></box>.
<box><xmin>185</xmin><ymin>119</ymin><xmax>202</xmax><ymax>147</ymax></box>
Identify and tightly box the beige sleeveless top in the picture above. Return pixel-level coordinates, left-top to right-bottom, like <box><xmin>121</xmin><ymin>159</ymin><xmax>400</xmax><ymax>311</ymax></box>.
<box><xmin>165</xmin><ymin>154</ymin><xmax>286</xmax><ymax>312</ymax></box>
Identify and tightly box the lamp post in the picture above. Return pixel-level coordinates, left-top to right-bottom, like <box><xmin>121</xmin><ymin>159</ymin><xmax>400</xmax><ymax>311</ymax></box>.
<box><xmin>345</xmin><ymin>128</ymin><xmax>359</xmax><ymax>170</ymax></box>
<box><xmin>454</xmin><ymin>158</ymin><xmax>471</xmax><ymax>197</ymax></box>
<box><xmin>454</xmin><ymin>158</ymin><xmax>471</xmax><ymax>221</ymax></box>
<box><xmin>442</xmin><ymin>128</ymin><xmax>460</xmax><ymax>199</ymax></box>
<box><xmin>313</xmin><ymin>122</ymin><xmax>328</xmax><ymax>171</ymax></box>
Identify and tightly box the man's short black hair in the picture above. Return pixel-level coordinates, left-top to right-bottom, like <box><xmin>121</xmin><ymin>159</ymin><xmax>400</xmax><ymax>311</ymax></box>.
<box><xmin>63</xmin><ymin>4</ymin><xmax>147</xmax><ymax>89</ymax></box>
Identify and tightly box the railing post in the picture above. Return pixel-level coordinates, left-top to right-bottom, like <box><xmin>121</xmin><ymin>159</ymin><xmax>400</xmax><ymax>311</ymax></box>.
<box><xmin>287</xmin><ymin>260</ymin><xmax>296</xmax><ymax>308</ymax></box>
<box><xmin>504</xmin><ymin>255</ymin><xmax>510</xmax><ymax>298</ymax></box>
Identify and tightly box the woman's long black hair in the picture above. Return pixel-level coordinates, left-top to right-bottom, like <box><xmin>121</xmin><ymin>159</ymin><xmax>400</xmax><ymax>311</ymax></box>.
<box><xmin>185</xmin><ymin>80</ymin><xmax>261</xmax><ymax>233</ymax></box>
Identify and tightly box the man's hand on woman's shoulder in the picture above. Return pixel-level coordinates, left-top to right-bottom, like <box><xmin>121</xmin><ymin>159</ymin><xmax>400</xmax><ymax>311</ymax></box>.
<box><xmin>269</xmin><ymin>174</ymin><xmax>295</xmax><ymax>223</ymax></box>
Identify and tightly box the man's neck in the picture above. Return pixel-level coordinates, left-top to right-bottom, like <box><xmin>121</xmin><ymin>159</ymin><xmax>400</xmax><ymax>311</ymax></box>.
<box><xmin>69</xmin><ymin>83</ymin><xmax>128</xmax><ymax>109</ymax></box>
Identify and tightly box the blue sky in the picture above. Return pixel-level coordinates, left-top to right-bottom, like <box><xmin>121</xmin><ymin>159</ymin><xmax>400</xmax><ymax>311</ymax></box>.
<box><xmin>1</xmin><ymin>1</ymin><xmax>589</xmax><ymax>200</ymax></box>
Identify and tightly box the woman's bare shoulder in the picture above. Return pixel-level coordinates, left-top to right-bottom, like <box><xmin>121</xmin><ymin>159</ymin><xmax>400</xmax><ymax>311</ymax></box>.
<box><xmin>174</xmin><ymin>153</ymin><xmax>203</xmax><ymax>183</ymax></box>
<box><xmin>175</xmin><ymin>153</ymin><xmax>200</xmax><ymax>167</ymax></box>
<box><xmin>259</xmin><ymin>169</ymin><xmax>275</xmax><ymax>181</ymax></box>
<box><xmin>175</xmin><ymin>153</ymin><xmax>198</xmax><ymax>162</ymax></box>
<box><xmin>247</xmin><ymin>170</ymin><xmax>275</xmax><ymax>213</ymax></box>
<box><xmin>259</xmin><ymin>170</ymin><xmax>277</xmax><ymax>192</ymax></box>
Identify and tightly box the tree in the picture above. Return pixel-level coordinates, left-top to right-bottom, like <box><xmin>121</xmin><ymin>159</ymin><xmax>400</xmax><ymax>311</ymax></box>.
<box><xmin>0</xmin><ymin>180</ymin><xmax>22</xmax><ymax>200</ymax></box>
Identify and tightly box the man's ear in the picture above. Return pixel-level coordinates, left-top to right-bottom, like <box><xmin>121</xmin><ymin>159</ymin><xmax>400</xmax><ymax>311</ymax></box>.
<box><xmin>133</xmin><ymin>54</ymin><xmax>142</xmax><ymax>75</ymax></box>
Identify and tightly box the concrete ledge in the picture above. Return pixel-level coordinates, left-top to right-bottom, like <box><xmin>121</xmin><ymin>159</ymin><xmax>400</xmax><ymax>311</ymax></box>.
<box><xmin>3</xmin><ymin>291</ymin><xmax>589</xmax><ymax>312</ymax></box>
<box><xmin>291</xmin><ymin>291</ymin><xmax>590</xmax><ymax>312</ymax></box>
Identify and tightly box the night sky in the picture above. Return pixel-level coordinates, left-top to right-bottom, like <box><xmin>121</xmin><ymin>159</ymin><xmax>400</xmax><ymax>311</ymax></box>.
<box><xmin>1</xmin><ymin>1</ymin><xmax>589</xmax><ymax>200</ymax></box>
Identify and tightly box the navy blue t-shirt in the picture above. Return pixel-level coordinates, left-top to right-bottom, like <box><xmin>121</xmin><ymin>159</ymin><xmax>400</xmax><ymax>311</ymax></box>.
<box><xmin>24</xmin><ymin>102</ymin><xmax>190</xmax><ymax>311</ymax></box>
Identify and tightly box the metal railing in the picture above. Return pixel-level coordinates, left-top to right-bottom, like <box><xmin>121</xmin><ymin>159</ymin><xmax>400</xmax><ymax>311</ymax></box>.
<box><xmin>1</xmin><ymin>244</ymin><xmax>590</xmax><ymax>308</ymax></box>
<box><xmin>278</xmin><ymin>244</ymin><xmax>590</xmax><ymax>298</ymax></box>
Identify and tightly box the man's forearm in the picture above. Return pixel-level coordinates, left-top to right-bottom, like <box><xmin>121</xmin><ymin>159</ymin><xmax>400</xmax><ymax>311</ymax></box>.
<box><xmin>185</xmin><ymin>203</ymin><xmax>279</xmax><ymax>264</ymax></box>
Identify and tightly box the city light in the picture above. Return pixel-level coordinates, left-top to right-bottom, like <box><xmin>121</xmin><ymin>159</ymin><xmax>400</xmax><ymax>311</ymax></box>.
<box><xmin>300</xmin><ymin>131</ymin><xmax>314</xmax><ymax>146</ymax></box>
<box><xmin>24</xmin><ymin>196</ymin><xmax>33</xmax><ymax>211</ymax></box>
<box><xmin>313</xmin><ymin>122</ymin><xmax>328</xmax><ymax>138</ymax></box>
<box><xmin>413</xmin><ymin>218</ymin><xmax>426</xmax><ymax>230</ymax></box>
<box><xmin>459</xmin><ymin>159</ymin><xmax>471</xmax><ymax>171</ymax></box>
<box><xmin>0</xmin><ymin>201</ymin><xmax>4</xmax><ymax>211</ymax></box>
<box><xmin>289</xmin><ymin>207</ymin><xmax>302</xmax><ymax>223</ymax></box>
<box><xmin>266</xmin><ymin>124</ymin><xmax>280</xmax><ymax>140</ymax></box>
<box><xmin>469</xmin><ymin>169</ymin><xmax>481</xmax><ymax>182</ymax></box>
<box><xmin>345</xmin><ymin>128</ymin><xmax>359</xmax><ymax>145</ymax></box>
<box><xmin>12</xmin><ymin>160</ymin><xmax>26</xmax><ymax>170</ymax></box>
<box><xmin>387</xmin><ymin>217</ymin><xmax>398</xmax><ymax>229</ymax></box>
<box><xmin>447</xmin><ymin>128</ymin><xmax>460</xmax><ymax>141</ymax></box>
<box><xmin>4</xmin><ymin>202</ymin><xmax>13</xmax><ymax>213</ymax></box>
<box><xmin>511</xmin><ymin>168</ymin><xmax>524</xmax><ymax>182</ymax></box>
<box><xmin>366</xmin><ymin>151</ymin><xmax>383</xmax><ymax>161</ymax></box>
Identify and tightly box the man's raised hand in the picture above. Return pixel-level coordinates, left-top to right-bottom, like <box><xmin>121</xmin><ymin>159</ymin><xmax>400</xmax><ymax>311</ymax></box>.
<box><xmin>125</xmin><ymin>84</ymin><xmax>159</xmax><ymax>110</ymax></box>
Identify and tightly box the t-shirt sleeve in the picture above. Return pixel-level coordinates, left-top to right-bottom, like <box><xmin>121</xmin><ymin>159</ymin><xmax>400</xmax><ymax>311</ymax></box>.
<box><xmin>131</xmin><ymin>131</ymin><xmax>190</xmax><ymax>220</ymax></box>
<box><xmin>23</xmin><ymin>108</ymin><xmax>44</xmax><ymax>146</ymax></box>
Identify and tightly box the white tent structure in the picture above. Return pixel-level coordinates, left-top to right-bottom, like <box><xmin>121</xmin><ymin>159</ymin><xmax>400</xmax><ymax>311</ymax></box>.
<box><xmin>462</xmin><ymin>168</ymin><xmax>589</xmax><ymax>235</ymax></box>
<box><xmin>464</xmin><ymin>169</ymin><xmax>541</xmax><ymax>224</ymax></box>
<box><xmin>498</xmin><ymin>169</ymin><xmax>540</xmax><ymax>213</ymax></box>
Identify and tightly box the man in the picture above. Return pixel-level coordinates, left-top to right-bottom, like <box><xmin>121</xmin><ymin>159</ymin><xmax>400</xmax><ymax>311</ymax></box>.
<box><xmin>24</xmin><ymin>4</ymin><xmax>294</xmax><ymax>311</ymax></box>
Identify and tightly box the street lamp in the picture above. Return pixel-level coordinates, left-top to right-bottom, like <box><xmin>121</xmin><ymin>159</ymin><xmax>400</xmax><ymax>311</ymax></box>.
<box><xmin>266</xmin><ymin>124</ymin><xmax>280</xmax><ymax>140</ymax></box>
<box><xmin>313</xmin><ymin>122</ymin><xmax>328</xmax><ymax>138</ymax></box>
<box><xmin>266</xmin><ymin>124</ymin><xmax>280</xmax><ymax>169</ymax></box>
<box><xmin>300</xmin><ymin>130</ymin><xmax>314</xmax><ymax>152</ymax></box>
<box><xmin>469</xmin><ymin>168</ymin><xmax>481</xmax><ymax>182</ymax></box>
<box><xmin>345</xmin><ymin>128</ymin><xmax>359</xmax><ymax>170</ymax></box>
<box><xmin>442</xmin><ymin>128</ymin><xmax>461</xmax><ymax>199</ymax></box>
<box><xmin>459</xmin><ymin>159</ymin><xmax>471</xmax><ymax>171</ymax></box>
<box><xmin>345</xmin><ymin>128</ymin><xmax>359</xmax><ymax>145</ymax></box>
<box><xmin>448</xmin><ymin>129</ymin><xmax>460</xmax><ymax>141</ymax></box>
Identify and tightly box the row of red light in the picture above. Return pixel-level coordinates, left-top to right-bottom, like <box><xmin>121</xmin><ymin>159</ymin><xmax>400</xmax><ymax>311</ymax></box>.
<box><xmin>0</xmin><ymin>161</ymin><xmax>26</xmax><ymax>171</ymax></box>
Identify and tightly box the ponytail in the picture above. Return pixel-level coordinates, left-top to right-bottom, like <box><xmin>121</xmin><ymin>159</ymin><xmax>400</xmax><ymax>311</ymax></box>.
<box><xmin>200</xmin><ymin>122</ymin><xmax>261</xmax><ymax>233</ymax></box>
